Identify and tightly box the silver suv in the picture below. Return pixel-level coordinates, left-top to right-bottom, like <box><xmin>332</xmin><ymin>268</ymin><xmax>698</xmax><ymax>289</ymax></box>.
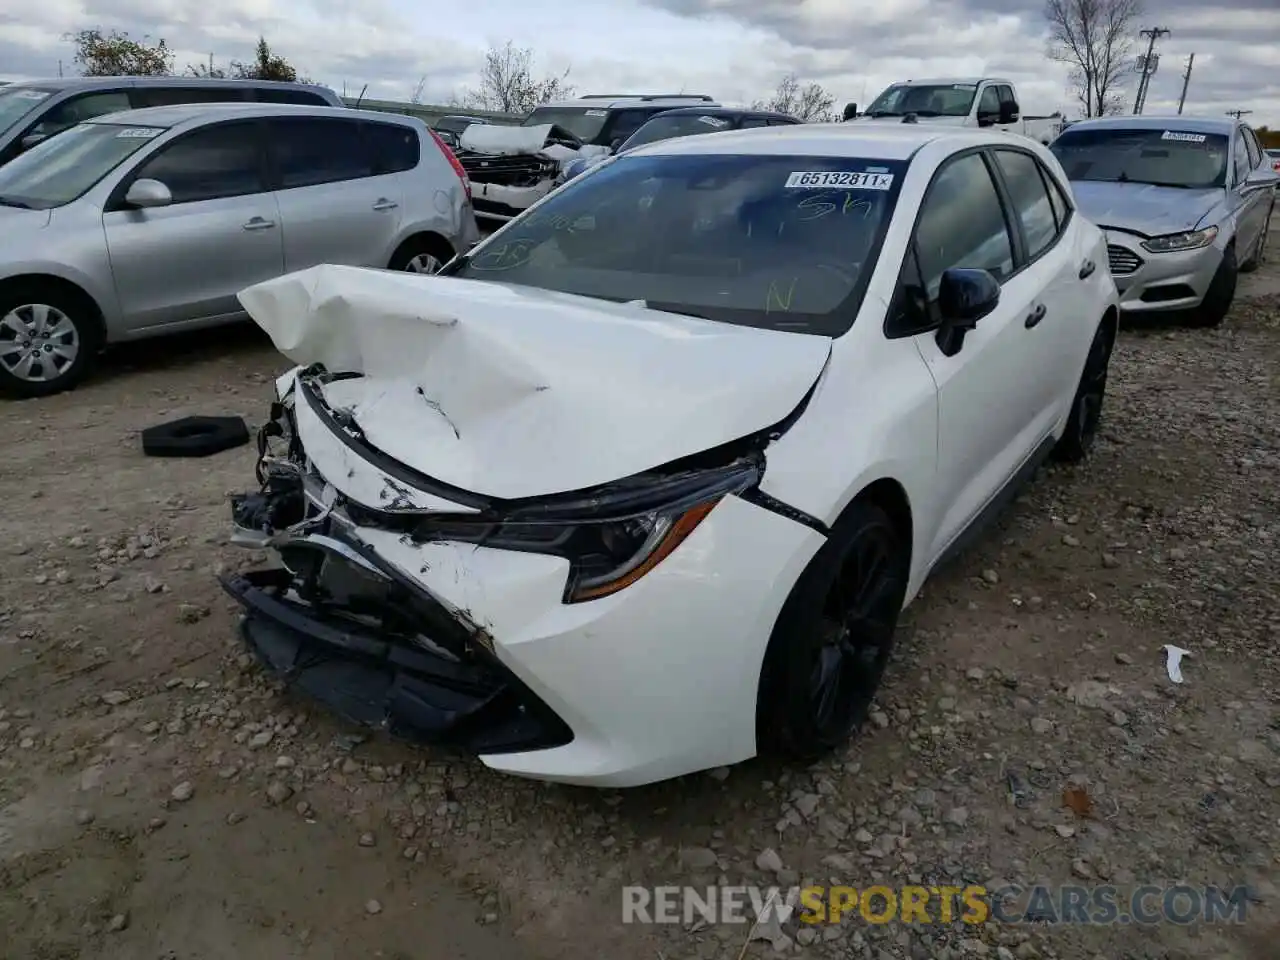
<box><xmin>0</xmin><ymin>76</ymin><xmax>345</xmax><ymax>167</ymax></box>
<box><xmin>0</xmin><ymin>102</ymin><xmax>480</xmax><ymax>397</ymax></box>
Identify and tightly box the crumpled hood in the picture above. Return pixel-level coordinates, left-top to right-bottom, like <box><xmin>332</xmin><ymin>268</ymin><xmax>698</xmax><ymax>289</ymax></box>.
<box><xmin>1070</xmin><ymin>180</ymin><xmax>1223</xmax><ymax>237</ymax></box>
<box><xmin>237</xmin><ymin>265</ymin><xmax>832</xmax><ymax>500</ymax></box>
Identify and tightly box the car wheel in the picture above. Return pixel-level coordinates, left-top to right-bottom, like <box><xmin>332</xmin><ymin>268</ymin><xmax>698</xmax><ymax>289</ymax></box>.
<box><xmin>1188</xmin><ymin>245</ymin><xmax>1237</xmax><ymax>328</ymax></box>
<box><xmin>757</xmin><ymin>499</ymin><xmax>910</xmax><ymax>761</ymax></box>
<box><xmin>1239</xmin><ymin>204</ymin><xmax>1272</xmax><ymax>274</ymax></box>
<box><xmin>0</xmin><ymin>285</ymin><xmax>99</xmax><ymax>399</ymax></box>
<box><xmin>389</xmin><ymin>235</ymin><xmax>454</xmax><ymax>275</ymax></box>
<box><xmin>1052</xmin><ymin>317</ymin><xmax>1115</xmax><ymax>464</ymax></box>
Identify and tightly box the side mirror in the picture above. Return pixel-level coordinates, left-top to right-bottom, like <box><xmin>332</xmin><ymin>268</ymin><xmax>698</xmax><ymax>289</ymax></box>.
<box><xmin>842</xmin><ymin>103</ymin><xmax>858</xmax><ymax>121</ymax></box>
<box><xmin>935</xmin><ymin>268</ymin><xmax>999</xmax><ymax>355</ymax></box>
<box><xmin>20</xmin><ymin>133</ymin><xmax>46</xmax><ymax>151</ymax></box>
<box><xmin>125</xmin><ymin>178</ymin><xmax>173</xmax><ymax>208</ymax></box>
<box><xmin>610</xmin><ymin>138</ymin><xmax>625</xmax><ymax>153</ymax></box>
<box><xmin>999</xmin><ymin>101</ymin><xmax>1020</xmax><ymax>124</ymax></box>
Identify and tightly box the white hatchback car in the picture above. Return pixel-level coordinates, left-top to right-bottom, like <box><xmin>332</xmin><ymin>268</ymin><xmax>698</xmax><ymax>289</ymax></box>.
<box><xmin>222</xmin><ymin>123</ymin><xmax>1120</xmax><ymax>788</ymax></box>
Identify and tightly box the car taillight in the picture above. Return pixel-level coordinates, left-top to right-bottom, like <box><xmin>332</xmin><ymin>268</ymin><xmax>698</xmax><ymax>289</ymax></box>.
<box><xmin>428</xmin><ymin>128</ymin><xmax>471</xmax><ymax>200</ymax></box>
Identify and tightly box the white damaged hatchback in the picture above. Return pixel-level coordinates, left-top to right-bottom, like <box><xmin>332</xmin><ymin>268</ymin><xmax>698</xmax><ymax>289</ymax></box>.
<box><xmin>224</xmin><ymin>124</ymin><xmax>1120</xmax><ymax>788</ymax></box>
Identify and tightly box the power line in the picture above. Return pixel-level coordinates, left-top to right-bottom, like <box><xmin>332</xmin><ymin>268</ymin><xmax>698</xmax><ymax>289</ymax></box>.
<box><xmin>1176</xmin><ymin>53</ymin><xmax>1194</xmax><ymax>115</ymax></box>
<box><xmin>1132</xmin><ymin>26</ymin><xmax>1171</xmax><ymax>115</ymax></box>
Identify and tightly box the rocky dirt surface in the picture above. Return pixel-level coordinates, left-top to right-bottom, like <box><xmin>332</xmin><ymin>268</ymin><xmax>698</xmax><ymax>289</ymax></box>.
<box><xmin>1</xmin><ymin>256</ymin><xmax>1278</xmax><ymax>960</ymax></box>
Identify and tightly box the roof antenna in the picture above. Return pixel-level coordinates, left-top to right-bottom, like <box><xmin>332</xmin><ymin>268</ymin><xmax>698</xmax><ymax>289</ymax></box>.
<box><xmin>355</xmin><ymin>83</ymin><xmax>368</xmax><ymax>109</ymax></box>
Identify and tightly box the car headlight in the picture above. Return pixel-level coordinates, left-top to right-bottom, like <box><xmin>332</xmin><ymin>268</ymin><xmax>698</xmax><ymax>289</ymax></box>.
<box><xmin>396</xmin><ymin>459</ymin><xmax>761</xmax><ymax>603</ymax></box>
<box><xmin>1141</xmin><ymin>225</ymin><xmax>1219</xmax><ymax>253</ymax></box>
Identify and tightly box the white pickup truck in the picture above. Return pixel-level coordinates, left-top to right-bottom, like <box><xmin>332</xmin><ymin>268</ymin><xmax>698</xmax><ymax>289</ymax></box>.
<box><xmin>846</xmin><ymin>77</ymin><xmax>1063</xmax><ymax>145</ymax></box>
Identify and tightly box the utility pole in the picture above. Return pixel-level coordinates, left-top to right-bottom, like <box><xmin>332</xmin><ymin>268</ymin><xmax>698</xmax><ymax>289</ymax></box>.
<box><xmin>57</xmin><ymin>59</ymin><xmax>63</xmax><ymax>78</ymax></box>
<box><xmin>1225</xmin><ymin>109</ymin><xmax>1252</xmax><ymax>121</ymax></box>
<box><xmin>1132</xmin><ymin>26</ymin><xmax>1171</xmax><ymax>115</ymax></box>
<box><xmin>1176</xmin><ymin>53</ymin><xmax>1194</xmax><ymax>114</ymax></box>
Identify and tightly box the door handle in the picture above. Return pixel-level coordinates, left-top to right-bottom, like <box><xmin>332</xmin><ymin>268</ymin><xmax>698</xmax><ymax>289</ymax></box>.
<box><xmin>242</xmin><ymin>217</ymin><xmax>275</xmax><ymax>231</ymax></box>
<box><xmin>1024</xmin><ymin>303</ymin><xmax>1047</xmax><ymax>328</ymax></box>
<box><xmin>1078</xmin><ymin>259</ymin><xmax>1096</xmax><ymax>279</ymax></box>
<box><xmin>372</xmin><ymin>198</ymin><xmax>398</xmax><ymax>211</ymax></box>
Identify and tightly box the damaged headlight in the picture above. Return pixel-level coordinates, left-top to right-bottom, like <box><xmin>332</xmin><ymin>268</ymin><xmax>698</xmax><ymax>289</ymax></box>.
<box><xmin>396</xmin><ymin>459</ymin><xmax>761</xmax><ymax>604</ymax></box>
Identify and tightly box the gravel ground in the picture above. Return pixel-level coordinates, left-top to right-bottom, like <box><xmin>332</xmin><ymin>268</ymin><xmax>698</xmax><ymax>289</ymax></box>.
<box><xmin>1</xmin><ymin>252</ymin><xmax>1278</xmax><ymax>960</ymax></box>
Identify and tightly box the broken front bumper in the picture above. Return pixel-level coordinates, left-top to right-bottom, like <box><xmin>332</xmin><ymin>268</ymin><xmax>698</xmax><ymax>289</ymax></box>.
<box><xmin>222</xmin><ymin>479</ymin><xmax>573</xmax><ymax>755</ymax></box>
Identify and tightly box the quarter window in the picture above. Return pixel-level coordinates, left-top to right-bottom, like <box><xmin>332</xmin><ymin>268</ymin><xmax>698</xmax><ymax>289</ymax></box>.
<box><xmin>132</xmin><ymin>121</ymin><xmax>266</xmax><ymax>204</ymax></box>
<box><xmin>993</xmin><ymin>149</ymin><xmax>1059</xmax><ymax>259</ymax></box>
<box><xmin>739</xmin><ymin>117</ymin><xmax>769</xmax><ymax>128</ymax></box>
<box><xmin>913</xmin><ymin>152</ymin><xmax>1014</xmax><ymax>298</ymax></box>
<box><xmin>254</xmin><ymin>88</ymin><xmax>330</xmax><ymax>105</ymax></box>
<box><xmin>268</xmin><ymin>116</ymin><xmax>372</xmax><ymax>188</ymax></box>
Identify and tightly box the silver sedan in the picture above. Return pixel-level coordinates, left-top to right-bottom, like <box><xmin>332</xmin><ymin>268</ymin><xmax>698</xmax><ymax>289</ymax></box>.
<box><xmin>1050</xmin><ymin>115</ymin><xmax>1277</xmax><ymax>327</ymax></box>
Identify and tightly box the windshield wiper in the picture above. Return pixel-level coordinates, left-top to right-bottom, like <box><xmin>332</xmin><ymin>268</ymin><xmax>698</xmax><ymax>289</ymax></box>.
<box><xmin>0</xmin><ymin>196</ymin><xmax>34</xmax><ymax>209</ymax></box>
<box><xmin>869</xmin><ymin>110</ymin><xmax>901</xmax><ymax>118</ymax></box>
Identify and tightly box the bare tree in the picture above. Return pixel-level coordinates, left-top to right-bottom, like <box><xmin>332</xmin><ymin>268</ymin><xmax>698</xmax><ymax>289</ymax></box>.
<box><xmin>752</xmin><ymin>73</ymin><xmax>836</xmax><ymax>122</ymax></box>
<box><xmin>68</xmin><ymin>28</ymin><xmax>173</xmax><ymax>76</ymax></box>
<box><xmin>459</xmin><ymin>41</ymin><xmax>574</xmax><ymax>114</ymax></box>
<box><xmin>1044</xmin><ymin>0</ymin><xmax>1142</xmax><ymax>117</ymax></box>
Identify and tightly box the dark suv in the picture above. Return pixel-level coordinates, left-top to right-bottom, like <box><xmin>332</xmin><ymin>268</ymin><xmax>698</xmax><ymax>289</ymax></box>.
<box><xmin>557</xmin><ymin>106</ymin><xmax>803</xmax><ymax>184</ymax></box>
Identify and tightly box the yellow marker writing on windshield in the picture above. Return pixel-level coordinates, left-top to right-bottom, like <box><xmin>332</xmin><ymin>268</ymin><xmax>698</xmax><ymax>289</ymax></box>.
<box><xmin>766</xmin><ymin>277</ymin><xmax>798</xmax><ymax>313</ymax></box>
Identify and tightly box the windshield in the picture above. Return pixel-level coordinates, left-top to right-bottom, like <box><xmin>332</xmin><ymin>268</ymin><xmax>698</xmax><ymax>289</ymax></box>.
<box><xmin>864</xmin><ymin>83</ymin><xmax>976</xmax><ymax>118</ymax></box>
<box><xmin>0</xmin><ymin>121</ymin><xmax>165</xmax><ymax>209</ymax></box>
<box><xmin>621</xmin><ymin>113</ymin><xmax>734</xmax><ymax>151</ymax></box>
<box><xmin>446</xmin><ymin>153</ymin><xmax>906</xmax><ymax>336</ymax></box>
<box><xmin>1050</xmin><ymin>127</ymin><xmax>1228</xmax><ymax>189</ymax></box>
<box><xmin>523</xmin><ymin>107</ymin><xmax>609</xmax><ymax>143</ymax></box>
<box><xmin>435</xmin><ymin>116</ymin><xmax>482</xmax><ymax>136</ymax></box>
<box><xmin>0</xmin><ymin>86</ymin><xmax>55</xmax><ymax>136</ymax></box>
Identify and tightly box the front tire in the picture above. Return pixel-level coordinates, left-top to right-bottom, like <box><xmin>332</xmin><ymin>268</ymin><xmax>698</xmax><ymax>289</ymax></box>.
<box><xmin>757</xmin><ymin>500</ymin><xmax>910</xmax><ymax>761</ymax></box>
<box><xmin>1188</xmin><ymin>245</ymin><xmax>1237</xmax><ymax>328</ymax></box>
<box><xmin>0</xmin><ymin>285</ymin><xmax>99</xmax><ymax>399</ymax></box>
<box><xmin>1053</xmin><ymin>317</ymin><xmax>1115</xmax><ymax>464</ymax></box>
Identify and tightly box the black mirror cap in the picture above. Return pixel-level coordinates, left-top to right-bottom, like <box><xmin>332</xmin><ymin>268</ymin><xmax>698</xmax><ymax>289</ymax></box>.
<box><xmin>999</xmin><ymin>102</ymin><xmax>1020</xmax><ymax>124</ymax></box>
<box><xmin>938</xmin><ymin>268</ymin><xmax>1000</xmax><ymax>329</ymax></box>
<box><xmin>842</xmin><ymin>102</ymin><xmax>858</xmax><ymax>121</ymax></box>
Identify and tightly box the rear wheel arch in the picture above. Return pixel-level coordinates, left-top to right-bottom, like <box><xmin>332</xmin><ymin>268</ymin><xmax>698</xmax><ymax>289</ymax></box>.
<box><xmin>388</xmin><ymin>232</ymin><xmax>457</xmax><ymax>273</ymax></box>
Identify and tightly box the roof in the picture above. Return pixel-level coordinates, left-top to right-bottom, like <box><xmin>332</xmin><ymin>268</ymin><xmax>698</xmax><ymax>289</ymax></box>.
<box><xmin>537</xmin><ymin>94</ymin><xmax>721</xmax><ymax>110</ymax></box>
<box><xmin>1064</xmin><ymin>114</ymin><xmax>1238</xmax><ymax>135</ymax></box>
<box><xmin>639</xmin><ymin>106</ymin><xmax>800</xmax><ymax>123</ymax></box>
<box><xmin>628</xmin><ymin>121</ymin><xmax>968</xmax><ymax>160</ymax></box>
<box><xmin>1</xmin><ymin>75</ymin><xmax>334</xmax><ymax>94</ymax></box>
<box><xmin>85</xmin><ymin>102</ymin><xmax>422</xmax><ymax>129</ymax></box>
<box><xmin>895</xmin><ymin>77</ymin><xmax>1010</xmax><ymax>87</ymax></box>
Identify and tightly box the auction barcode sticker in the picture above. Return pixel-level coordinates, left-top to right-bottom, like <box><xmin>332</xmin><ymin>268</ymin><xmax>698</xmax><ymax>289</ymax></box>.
<box><xmin>1161</xmin><ymin>131</ymin><xmax>1206</xmax><ymax>143</ymax></box>
<box><xmin>785</xmin><ymin>171</ymin><xmax>894</xmax><ymax>190</ymax></box>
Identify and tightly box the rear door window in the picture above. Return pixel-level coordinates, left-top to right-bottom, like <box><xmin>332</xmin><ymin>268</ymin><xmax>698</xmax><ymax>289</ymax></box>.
<box><xmin>267</xmin><ymin>116</ymin><xmax>373</xmax><ymax>188</ymax></box>
<box><xmin>992</xmin><ymin>149</ymin><xmax>1059</xmax><ymax>260</ymax></box>
<box><xmin>365</xmin><ymin>121</ymin><xmax>419</xmax><ymax>174</ymax></box>
<box><xmin>131</xmin><ymin>86</ymin><xmax>248</xmax><ymax>108</ymax></box>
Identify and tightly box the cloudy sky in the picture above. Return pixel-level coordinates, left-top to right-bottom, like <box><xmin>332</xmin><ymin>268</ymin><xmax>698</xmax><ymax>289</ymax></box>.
<box><xmin>1</xmin><ymin>0</ymin><xmax>1277</xmax><ymax>126</ymax></box>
